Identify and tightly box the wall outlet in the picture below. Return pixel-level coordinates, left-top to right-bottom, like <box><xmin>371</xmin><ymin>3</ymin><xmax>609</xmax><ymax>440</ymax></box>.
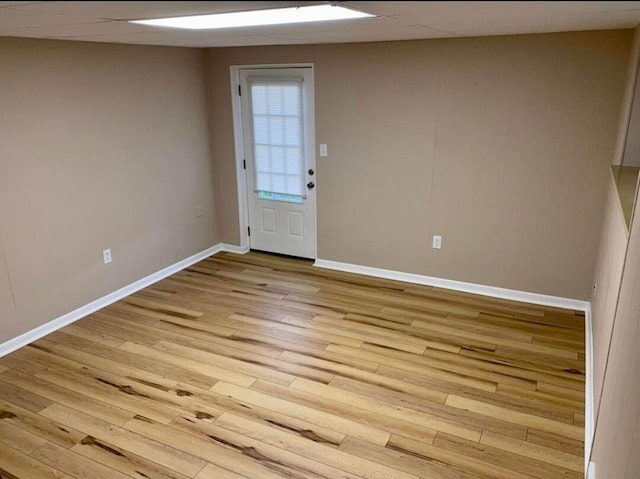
<box><xmin>103</xmin><ymin>248</ymin><xmax>112</xmax><ymax>264</ymax></box>
<box><xmin>319</xmin><ymin>144</ymin><xmax>328</xmax><ymax>157</ymax></box>
<box><xmin>195</xmin><ymin>204</ymin><xmax>204</xmax><ymax>218</ymax></box>
<box><xmin>432</xmin><ymin>235</ymin><xmax>442</xmax><ymax>249</ymax></box>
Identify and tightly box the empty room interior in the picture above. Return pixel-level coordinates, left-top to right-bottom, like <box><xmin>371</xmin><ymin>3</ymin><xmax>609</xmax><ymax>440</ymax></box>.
<box><xmin>2</xmin><ymin>1</ymin><xmax>640</xmax><ymax>478</ymax></box>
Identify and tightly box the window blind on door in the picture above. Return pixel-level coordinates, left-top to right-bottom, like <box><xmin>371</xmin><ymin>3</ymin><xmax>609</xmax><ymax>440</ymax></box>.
<box><xmin>249</xmin><ymin>77</ymin><xmax>305</xmax><ymax>198</ymax></box>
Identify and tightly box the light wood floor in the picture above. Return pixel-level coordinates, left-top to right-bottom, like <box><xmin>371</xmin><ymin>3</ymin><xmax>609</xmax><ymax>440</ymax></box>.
<box><xmin>0</xmin><ymin>251</ymin><xmax>585</xmax><ymax>479</ymax></box>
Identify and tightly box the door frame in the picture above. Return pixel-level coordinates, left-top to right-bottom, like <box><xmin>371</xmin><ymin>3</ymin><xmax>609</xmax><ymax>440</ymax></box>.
<box><xmin>229</xmin><ymin>63</ymin><xmax>316</xmax><ymax>255</ymax></box>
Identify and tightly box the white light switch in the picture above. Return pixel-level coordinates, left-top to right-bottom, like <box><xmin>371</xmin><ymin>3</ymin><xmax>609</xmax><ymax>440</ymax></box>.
<box><xmin>432</xmin><ymin>235</ymin><xmax>442</xmax><ymax>250</ymax></box>
<box><xmin>319</xmin><ymin>144</ymin><xmax>328</xmax><ymax>157</ymax></box>
<box><xmin>103</xmin><ymin>248</ymin><xmax>112</xmax><ymax>264</ymax></box>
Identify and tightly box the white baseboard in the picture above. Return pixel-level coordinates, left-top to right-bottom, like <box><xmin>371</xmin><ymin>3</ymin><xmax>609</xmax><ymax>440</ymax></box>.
<box><xmin>585</xmin><ymin>303</ymin><xmax>595</xmax><ymax>474</ymax></box>
<box><xmin>314</xmin><ymin>258</ymin><xmax>590</xmax><ymax>311</ymax></box>
<box><xmin>587</xmin><ymin>461</ymin><xmax>596</xmax><ymax>479</ymax></box>
<box><xmin>220</xmin><ymin>243</ymin><xmax>250</xmax><ymax>255</ymax></box>
<box><xmin>0</xmin><ymin>243</ymin><xmax>246</xmax><ymax>358</ymax></box>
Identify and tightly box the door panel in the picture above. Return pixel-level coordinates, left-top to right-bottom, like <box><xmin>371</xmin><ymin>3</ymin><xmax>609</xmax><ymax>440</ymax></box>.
<box><xmin>261</xmin><ymin>207</ymin><xmax>276</xmax><ymax>233</ymax></box>
<box><xmin>240</xmin><ymin>67</ymin><xmax>316</xmax><ymax>259</ymax></box>
<box><xmin>289</xmin><ymin>211</ymin><xmax>303</xmax><ymax>237</ymax></box>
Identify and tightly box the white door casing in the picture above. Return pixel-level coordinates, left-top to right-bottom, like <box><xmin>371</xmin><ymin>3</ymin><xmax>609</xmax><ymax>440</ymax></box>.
<box><xmin>238</xmin><ymin>67</ymin><xmax>316</xmax><ymax>259</ymax></box>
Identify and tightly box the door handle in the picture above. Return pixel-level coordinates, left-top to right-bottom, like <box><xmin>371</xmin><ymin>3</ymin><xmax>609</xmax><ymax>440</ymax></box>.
<box><xmin>307</xmin><ymin>181</ymin><xmax>315</xmax><ymax>190</ymax></box>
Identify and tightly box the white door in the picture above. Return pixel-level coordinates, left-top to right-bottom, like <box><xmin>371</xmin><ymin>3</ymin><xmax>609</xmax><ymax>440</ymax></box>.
<box><xmin>240</xmin><ymin>67</ymin><xmax>316</xmax><ymax>259</ymax></box>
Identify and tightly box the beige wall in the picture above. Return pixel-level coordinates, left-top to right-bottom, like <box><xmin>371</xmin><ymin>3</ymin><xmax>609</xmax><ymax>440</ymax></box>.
<box><xmin>590</xmin><ymin>176</ymin><xmax>628</xmax><ymax>415</ymax></box>
<box><xmin>616</xmin><ymin>27</ymin><xmax>640</xmax><ymax>166</ymax></box>
<box><xmin>0</xmin><ymin>37</ymin><xmax>218</xmax><ymax>343</ymax></box>
<box><xmin>0</xmin><ymin>236</ymin><xmax>19</xmax><ymax>341</ymax></box>
<box><xmin>590</xmin><ymin>176</ymin><xmax>640</xmax><ymax>478</ymax></box>
<box><xmin>207</xmin><ymin>30</ymin><xmax>630</xmax><ymax>300</ymax></box>
<box><xmin>589</xmin><ymin>25</ymin><xmax>640</xmax><ymax>477</ymax></box>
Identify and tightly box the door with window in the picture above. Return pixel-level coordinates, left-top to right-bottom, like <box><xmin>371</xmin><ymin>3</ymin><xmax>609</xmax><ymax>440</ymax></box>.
<box><xmin>240</xmin><ymin>67</ymin><xmax>316</xmax><ymax>259</ymax></box>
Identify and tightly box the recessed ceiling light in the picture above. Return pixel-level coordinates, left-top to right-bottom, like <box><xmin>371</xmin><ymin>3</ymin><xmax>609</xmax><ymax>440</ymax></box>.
<box><xmin>130</xmin><ymin>5</ymin><xmax>375</xmax><ymax>30</ymax></box>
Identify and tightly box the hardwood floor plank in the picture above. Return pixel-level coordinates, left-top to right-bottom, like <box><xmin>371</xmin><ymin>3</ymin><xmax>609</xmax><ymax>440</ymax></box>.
<box><xmin>341</xmin><ymin>312</ymin><xmax>460</xmax><ymax>353</ymax></box>
<box><xmin>0</xmin><ymin>377</ymin><xmax>53</xmax><ymax>413</ymax></box>
<box><xmin>279</xmin><ymin>350</ymin><xmax>455</xmax><ymax>402</ymax></box>
<box><xmin>215</xmin><ymin>269</ymin><xmax>321</xmax><ymax>293</ymax></box>
<box><xmin>14</xmin><ymin>344</ymin><xmax>225</xmax><ymax>423</ymax></box>
<box><xmin>43</xmin><ymin>333</ymin><xmax>218</xmax><ymax>390</ymax></box>
<box><xmin>0</xmin><ymin>369</ymin><xmax>135</xmax><ymax>426</ymax></box>
<box><xmin>298</xmin><ymin>315</ymin><xmax>430</xmax><ymax>354</ymax></box>
<box><xmin>40</xmin><ymin>403</ymin><xmax>206</xmax><ymax>477</ymax></box>
<box><xmin>0</xmin><ymin>398</ymin><xmax>86</xmax><ymax>449</ymax></box>
<box><xmin>73</xmin><ymin>317</ymin><xmax>163</xmax><ymax>347</ymax></box>
<box><xmin>526</xmin><ymin>429</ymin><xmax>584</xmax><ymax>456</ymax></box>
<box><xmin>228</xmin><ymin>313</ymin><xmax>364</xmax><ymax>347</ymax></box>
<box><xmin>480</xmin><ymin>430</ymin><xmax>583</xmax><ymax>473</ymax></box>
<box><xmin>213</xmin><ymin>412</ymin><xmax>419</xmax><ymax>479</ymax></box>
<box><xmin>228</xmin><ymin>328</ymin><xmax>380</xmax><ymax>372</ymax></box>
<box><xmin>445</xmin><ymin>395</ymin><xmax>583</xmax><ymax>440</ymax></box>
<box><xmin>71</xmin><ymin>435</ymin><xmax>193</xmax><ymax>479</ymax></box>
<box><xmin>211</xmin><ymin>381</ymin><xmax>391</xmax><ymax>445</ymax></box>
<box><xmin>536</xmin><ymin>381</ymin><xmax>585</xmax><ymax>399</ymax></box>
<box><xmin>59</xmin><ymin>323</ymin><xmax>128</xmax><ymax>348</ymax></box>
<box><xmin>0</xmin><ymin>353</ymin><xmax>47</xmax><ymax>375</ymax></box>
<box><xmin>327</xmin><ymin>345</ymin><xmax>501</xmax><ymax>392</ymax></box>
<box><xmin>0</xmin><ymin>420</ymin><xmax>48</xmax><ymax>453</ymax></box>
<box><xmin>39</xmin><ymin>342</ymin><xmax>181</xmax><ymax>391</ymax></box>
<box><xmin>122</xmin><ymin>296</ymin><xmax>205</xmax><ymax>319</ymax></box>
<box><xmin>118</xmin><ymin>342</ymin><xmax>257</xmax><ymax>388</ymax></box>
<box><xmin>0</xmin><ymin>444</ymin><xmax>66</xmax><ymax>479</ymax></box>
<box><xmin>114</xmin><ymin>302</ymin><xmax>235</xmax><ymax>336</ymax></box>
<box><xmin>125</xmin><ymin>413</ymin><xmax>359</xmax><ymax>479</ymax></box>
<box><xmin>328</xmin><ymin>376</ymin><xmax>528</xmax><ymax>440</ymax></box>
<box><xmin>423</xmin><ymin>348</ymin><xmax>584</xmax><ymax>392</ymax></box>
<box><xmin>31</xmin><ymin>442</ymin><xmax>133</xmax><ymax>479</ymax></box>
<box><xmin>433</xmin><ymin>432</ymin><xmax>581</xmax><ymax>479</ymax></box>
<box><xmin>153</xmin><ymin>340</ymin><xmax>297</xmax><ymax>386</ymax></box>
<box><xmin>496</xmin><ymin>383</ymin><xmax>584</xmax><ymax>410</ymax></box>
<box><xmin>411</xmin><ymin>321</ymin><xmax>578</xmax><ymax>359</ymax></box>
<box><xmin>195</xmin><ymin>463</ymin><xmax>249</xmax><ymax>479</ymax></box>
<box><xmin>94</xmin><ymin>312</ymin><xmax>284</xmax><ymax>359</ymax></box>
<box><xmin>158</xmin><ymin>333</ymin><xmax>338</xmax><ymax>383</ymax></box>
<box><xmin>476</xmin><ymin>313</ymin><xmax>583</xmax><ymax>340</ymax></box>
<box><xmin>34</xmin><ymin>367</ymin><xmax>180</xmax><ymax>425</ymax></box>
<box><xmin>251</xmin><ymin>379</ymin><xmax>438</xmax><ymax>446</ymax></box>
<box><xmin>280</xmin><ymin>351</ymin><xmax>447</xmax><ymax>403</ymax></box>
<box><xmin>340</xmin><ymin>436</ymin><xmax>488</xmax><ymax>479</ymax></box>
<box><xmin>181</xmin><ymin>382</ymin><xmax>345</xmax><ymax>444</ymax></box>
<box><xmin>290</xmin><ymin>377</ymin><xmax>481</xmax><ymax>442</ymax></box>
<box><xmin>386</xmin><ymin>434</ymin><xmax>539</xmax><ymax>479</ymax></box>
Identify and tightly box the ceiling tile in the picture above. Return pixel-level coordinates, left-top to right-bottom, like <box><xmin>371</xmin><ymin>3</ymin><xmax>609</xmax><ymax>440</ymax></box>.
<box><xmin>0</xmin><ymin>7</ymin><xmax>99</xmax><ymax>29</ymax></box>
<box><xmin>1</xmin><ymin>20</ymin><xmax>143</xmax><ymax>37</ymax></box>
<box><xmin>0</xmin><ymin>1</ymin><xmax>41</xmax><ymax>7</ymax></box>
<box><xmin>7</xmin><ymin>1</ymin><xmax>316</xmax><ymax>20</ymax></box>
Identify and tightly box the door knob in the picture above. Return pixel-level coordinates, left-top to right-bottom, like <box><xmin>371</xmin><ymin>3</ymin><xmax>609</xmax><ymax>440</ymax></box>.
<box><xmin>307</xmin><ymin>181</ymin><xmax>315</xmax><ymax>190</ymax></box>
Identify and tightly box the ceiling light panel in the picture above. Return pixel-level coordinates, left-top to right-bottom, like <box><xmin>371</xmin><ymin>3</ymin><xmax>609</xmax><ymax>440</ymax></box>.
<box><xmin>130</xmin><ymin>5</ymin><xmax>374</xmax><ymax>30</ymax></box>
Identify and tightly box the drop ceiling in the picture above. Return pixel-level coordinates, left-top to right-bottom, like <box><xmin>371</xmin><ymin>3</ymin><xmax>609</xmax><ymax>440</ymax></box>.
<box><xmin>1</xmin><ymin>1</ymin><xmax>640</xmax><ymax>48</ymax></box>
